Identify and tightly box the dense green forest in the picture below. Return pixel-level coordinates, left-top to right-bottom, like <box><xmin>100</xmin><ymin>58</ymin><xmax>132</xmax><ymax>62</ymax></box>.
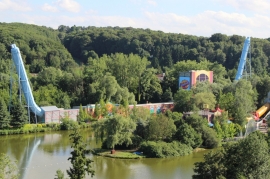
<box><xmin>1</xmin><ymin>22</ymin><xmax>270</xmax><ymax>120</ymax></box>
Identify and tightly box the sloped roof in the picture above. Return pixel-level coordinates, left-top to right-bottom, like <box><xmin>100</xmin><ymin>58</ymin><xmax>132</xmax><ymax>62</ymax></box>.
<box><xmin>41</xmin><ymin>106</ymin><xmax>59</xmax><ymax>111</ymax></box>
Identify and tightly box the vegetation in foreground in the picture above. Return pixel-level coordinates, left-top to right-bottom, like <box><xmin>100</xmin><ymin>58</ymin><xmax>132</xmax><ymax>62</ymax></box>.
<box><xmin>55</xmin><ymin>127</ymin><xmax>95</xmax><ymax>179</ymax></box>
<box><xmin>0</xmin><ymin>153</ymin><xmax>19</xmax><ymax>179</ymax></box>
<box><xmin>193</xmin><ymin>131</ymin><xmax>270</xmax><ymax>179</ymax></box>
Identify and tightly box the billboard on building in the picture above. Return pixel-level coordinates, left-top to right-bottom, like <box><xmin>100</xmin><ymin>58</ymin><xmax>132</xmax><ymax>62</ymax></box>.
<box><xmin>179</xmin><ymin>76</ymin><xmax>191</xmax><ymax>90</ymax></box>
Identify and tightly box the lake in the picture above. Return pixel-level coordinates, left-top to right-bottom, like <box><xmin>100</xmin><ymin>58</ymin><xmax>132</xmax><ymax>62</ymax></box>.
<box><xmin>0</xmin><ymin>129</ymin><xmax>210</xmax><ymax>179</ymax></box>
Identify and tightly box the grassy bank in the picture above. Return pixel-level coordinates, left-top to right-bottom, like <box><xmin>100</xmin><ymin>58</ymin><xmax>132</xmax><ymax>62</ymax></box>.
<box><xmin>92</xmin><ymin>149</ymin><xmax>145</xmax><ymax>159</ymax></box>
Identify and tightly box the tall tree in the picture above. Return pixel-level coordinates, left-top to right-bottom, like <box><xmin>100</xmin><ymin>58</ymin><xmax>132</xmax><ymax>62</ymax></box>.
<box><xmin>10</xmin><ymin>102</ymin><xmax>28</xmax><ymax>128</ymax></box>
<box><xmin>0</xmin><ymin>98</ymin><xmax>10</xmax><ymax>129</ymax></box>
<box><xmin>173</xmin><ymin>88</ymin><xmax>193</xmax><ymax>113</ymax></box>
<box><xmin>67</xmin><ymin>127</ymin><xmax>95</xmax><ymax>179</ymax></box>
<box><xmin>232</xmin><ymin>80</ymin><xmax>257</xmax><ymax>126</ymax></box>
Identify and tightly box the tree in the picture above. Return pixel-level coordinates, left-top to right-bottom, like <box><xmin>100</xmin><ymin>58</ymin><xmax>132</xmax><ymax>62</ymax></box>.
<box><xmin>192</xmin><ymin>92</ymin><xmax>216</xmax><ymax>110</ymax></box>
<box><xmin>0</xmin><ymin>153</ymin><xmax>19</xmax><ymax>179</ymax></box>
<box><xmin>139</xmin><ymin>68</ymin><xmax>162</xmax><ymax>103</ymax></box>
<box><xmin>224</xmin><ymin>131</ymin><xmax>270</xmax><ymax>179</ymax></box>
<box><xmin>77</xmin><ymin>105</ymin><xmax>88</xmax><ymax>123</ymax></box>
<box><xmin>193</xmin><ymin>131</ymin><xmax>270</xmax><ymax>179</ymax></box>
<box><xmin>232</xmin><ymin>80</ymin><xmax>257</xmax><ymax>127</ymax></box>
<box><xmin>193</xmin><ymin>149</ymin><xmax>226</xmax><ymax>179</ymax></box>
<box><xmin>173</xmin><ymin>123</ymin><xmax>202</xmax><ymax>148</ymax></box>
<box><xmin>218</xmin><ymin>92</ymin><xmax>235</xmax><ymax>117</ymax></box>
<box><xmin>202</xmin><ymin>126</ymin><xmax>220</xmax><ymax>148</ymax></box>
<box><xmin>99</xmin><ymin>73</ymin><xmax>118</xmax><ymax>102</ymax></box>
<box><xmin>66</xmin><ymin>127</ymin><xmax>95</xmax><ymax>179</ymax></box>
<box><xmin>185</xmin><ymin>114</ymin><xmax>220</xmax><ymax>148</ymax></box>
<box><xmin>173</xmin><ymin>88</ymin><xmax>193</xmax><ymax>113</ymax></box>
<box><xmin>130</xmin><ymin>107</ymin><xmax>151</xmax><ymax>139</ymax></box>
<box><xmin>161</xmin><ymin>87</ymin><xmax>173</xmax><ymax>102</ymax></box>
<box><xmin>93</xmin><ymin>115</ymin><xmax>136</xmax><ymax>150</ymax></box>
<box><xmin>54</xmin><ymin>170</ymin><xmax>66</xmax><ymax>179</ymax></box>
<box><xmin>0</xmin><ymin>98</ymin><xmax>10</xmax><ymax>129</ymax></box>
<box><xmin>147</xmin><ymin>114</ymin><xmax>176</xmax><ymax>141</ymax></box>
<box><xmin>10</xmin><ymin>102</ymin><xmax>28</xmax><ymax>128</ymax></box>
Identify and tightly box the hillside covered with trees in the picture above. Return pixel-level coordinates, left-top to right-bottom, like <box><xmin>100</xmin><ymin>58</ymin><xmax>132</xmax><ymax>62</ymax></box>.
<box><xmin>0</xmin><ymin>22</ymin><xmax>270</xmax><ymax>126</ymax></box>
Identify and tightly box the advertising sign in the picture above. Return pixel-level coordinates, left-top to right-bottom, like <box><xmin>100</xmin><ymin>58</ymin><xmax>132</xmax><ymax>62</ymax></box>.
<box><xmin>179</xmin><ymin>76</ymin><xmax>191</xmax><ymax>90</ymax></box>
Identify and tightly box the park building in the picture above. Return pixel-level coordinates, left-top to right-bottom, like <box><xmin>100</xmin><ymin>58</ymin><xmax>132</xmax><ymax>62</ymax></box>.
<box><xmin>179</xmin><ymin>70</ymin><xmax>213</xmax><ymax>90</ymax></box>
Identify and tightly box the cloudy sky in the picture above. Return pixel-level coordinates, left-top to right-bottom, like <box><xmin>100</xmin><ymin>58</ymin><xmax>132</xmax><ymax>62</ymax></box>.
<box><xmin>1</xmin><ymin>0</ymin><xmax>270</xmax><ymax>38</ymax></box>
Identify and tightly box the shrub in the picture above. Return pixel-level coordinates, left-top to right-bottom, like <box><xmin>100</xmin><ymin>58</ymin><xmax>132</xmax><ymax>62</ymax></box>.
<box><xmin>22</xmin><ymin>124</ymin><xmax>35</xmax><ymax>133</ymax></box>
<box><xmin>60</xmin><ymin>117</ymin><xmax>79</xmax><ymax>130</ymax></box>
<box><xmin>202</xmin><ymin>126</ymin><xmax>220</xmax><ymax>149</ymax></box>
<box><xmin>46</xmin><ymin>123</ymin><xmax>60</xmax><ymax>130</ymax></box>
<box><xmin>139</xmin><ymin>141</ymin><xmax>192</xmax><ymax>158</ymax></box>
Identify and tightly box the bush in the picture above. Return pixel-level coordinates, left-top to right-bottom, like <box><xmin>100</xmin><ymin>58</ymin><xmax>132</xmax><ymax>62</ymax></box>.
<box><xmin>173</xmin><ymin>123</ymin><xmax>202</xmax><ymax>149</ymax></box>
<box><xmin>139</xmin><ymin>141</ymin><xmax>192</xmax><ymax>158</ymax></box>
<box><xmin>79</xmin><ymin>122</ymin><xmax>91</xmax><ymax>129</ymax></box>
<box><xmin>22</xmin><ymin>124</ymin><xmax>35</xmax><ymax>133</ymax></box>
<box><xmin>202</xmin><ymin>126</ymin><xmax>220</xmax><ymax>149</ymax></box>
<box><xmin>60</xmin><ymin>118</ymin><xmax>79</xmax><ymax>130</ymax></box>
<box><xmin>46</xmin><ymin>123</ymin><xmax>60</xmax><ymax>130</ymax></box>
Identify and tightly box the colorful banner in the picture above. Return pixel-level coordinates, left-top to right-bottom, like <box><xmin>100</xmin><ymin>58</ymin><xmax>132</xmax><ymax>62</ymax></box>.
<box><xmin>179</xmin><ymin>76</ymin><xmax>191</xmax><ymax>90</ymax></box>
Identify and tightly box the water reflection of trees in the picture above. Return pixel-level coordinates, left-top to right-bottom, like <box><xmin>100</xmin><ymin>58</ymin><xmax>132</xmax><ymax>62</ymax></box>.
<box><xmin>93</xmin><ymin>157</ymin><xmax>133</xmax><ymax>179</ymax></box>
<box><xmin>39</xmin><ymin>129</ymin><xmax>96</xmax><ymax>155</ymax></box>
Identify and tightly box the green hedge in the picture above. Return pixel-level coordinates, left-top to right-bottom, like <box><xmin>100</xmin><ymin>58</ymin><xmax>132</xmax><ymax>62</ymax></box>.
<box><xmin>139</xmin><ymin>141</ymin><xmax>193</xmax><ymax>158</ymax></box>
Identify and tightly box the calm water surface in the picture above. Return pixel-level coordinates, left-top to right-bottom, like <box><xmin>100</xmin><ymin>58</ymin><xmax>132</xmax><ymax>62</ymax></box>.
<box><xmin>0</xmin><ymin>129</ymin><xmax>210</xmax><ymax>179</ymax></box>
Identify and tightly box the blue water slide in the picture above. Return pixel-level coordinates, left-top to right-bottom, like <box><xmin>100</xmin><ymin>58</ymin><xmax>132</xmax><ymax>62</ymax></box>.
<box><xmin>235</xmin><ymin>37</ymin><xmax>251</xmax><ymax>81</ymax></box>
<box><xmin>10</xmin><ymin>44</ymin><xmax>44</xmax><ymax>116</ymax></box>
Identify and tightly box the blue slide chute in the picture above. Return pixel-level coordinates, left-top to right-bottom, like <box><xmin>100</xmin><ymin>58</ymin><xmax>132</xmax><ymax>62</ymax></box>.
<box><xmin>235</xmin><ymin>37</ymin><xmax>251</xmax><ymax>81</ymax></box>
<box><xmin>10</xmin><ymin>44</ymin><xmax>44</xmax><ymax>116</ymax></box>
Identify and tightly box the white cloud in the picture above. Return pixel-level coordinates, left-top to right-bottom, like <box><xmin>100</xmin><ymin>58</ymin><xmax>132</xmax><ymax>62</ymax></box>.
<box><xmin>130</xmin><ymin>0</ymin><xmax>157</xmax><ymax>6</ymax></box>
<box><xmin>141</xmin><ymin>10</ymin><xmax>270</xmax><ymax>38</ymax></box>
<box><xmin>147</xmin><ymin>0</ymin><xmax>157</xmax><ymax>6</ymax></box>
<box><xmin>85</xmin><ymin>9</ymin><xmax>98</xmax><ymax>15</ymax></box>
<box><xmin>42</xmin><ymin>3</ymin><xmax>58</xmax><ymax>12</ymax></box>
<box><xmin>56</xmin><ymin>0</ymin><xmax>80</xmax><ymax>13</ymax></box>
<box><xmin>2</xmin><ymin>9</ymin><xmax>270</xmax><ymax>38</ymax></box>
<box><xmin>0</xmin><ymin>0</ymin><xmax>31</xmax><ymax>11</ymax></box>
<box><xmin>215</xmin><ymin>0</ymin><xmax>270</xmax><ymax>13</ymax></box>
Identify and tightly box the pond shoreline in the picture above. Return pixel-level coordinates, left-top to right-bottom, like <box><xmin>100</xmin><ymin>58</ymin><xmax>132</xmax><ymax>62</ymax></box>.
<box><xmin>91</xmin><ymin>147</ymin><xmax>207</xmax><ymax>159</ymax></box>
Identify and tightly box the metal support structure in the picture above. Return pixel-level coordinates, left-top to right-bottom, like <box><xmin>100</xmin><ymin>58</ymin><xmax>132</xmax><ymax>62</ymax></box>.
<box><xmin>9</xmin><ymin>63</ymin><xmax>15</xmax><ymax>112</ymax></box>
<box><xmin>235</xmin><ymin>37</ymin><xmax>251</xmax><ymax>81</ymax></box>
<box><xmin>242</xmin><ymin>46</ymin><xmax>252</xmax><ymax>80</ymax></box>
<box><xmin>10</xmin><ymin>47</ymin><xmax>32</xmax><ymax>123</ymax></box>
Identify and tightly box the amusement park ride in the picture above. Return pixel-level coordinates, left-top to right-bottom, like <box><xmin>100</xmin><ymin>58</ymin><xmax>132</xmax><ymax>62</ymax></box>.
<box><xmin>10</xmin><ymin>44</ymin><xmax>79</xmax><ymax>123</ymax></box>
<box><xmin>234</xmin><ymin>37</ymin><xmax>269</xmax><ymax>128</ymax></box>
